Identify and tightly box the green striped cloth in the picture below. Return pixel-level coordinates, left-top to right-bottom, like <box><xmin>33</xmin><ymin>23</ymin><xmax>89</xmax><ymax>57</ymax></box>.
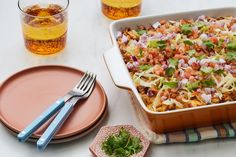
<box><xmin>129</xmin><ymin>93</ymin><xmax>236</xmax><ymax>144</ymax></box>
<box><xmin>143</xmin><ymin>123</ymin><xmax>236</xmax><ymax>144</ymax></box>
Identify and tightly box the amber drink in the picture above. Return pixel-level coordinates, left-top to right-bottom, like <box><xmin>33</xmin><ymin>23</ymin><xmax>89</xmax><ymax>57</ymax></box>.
<box><xmin>18</xmin><ymin>0</ymin><xmax>69</xmax><ymax>55</ymax></box>
<box><xmin>101</xmin><ymin>0</ymin><xmax>142</xmax><ymax>20</ymax></box>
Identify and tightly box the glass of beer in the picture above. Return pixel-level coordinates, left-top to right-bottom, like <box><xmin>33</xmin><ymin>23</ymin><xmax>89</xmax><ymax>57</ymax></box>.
<box><xmin>101</xmin><ymin>0</ymin><xmax>142</xmax><ymax>20</ymax></box>
<box><xmin>18</xmin><ymin>0</ymin><xmax>69</xmax><ymax>55</ymax></box>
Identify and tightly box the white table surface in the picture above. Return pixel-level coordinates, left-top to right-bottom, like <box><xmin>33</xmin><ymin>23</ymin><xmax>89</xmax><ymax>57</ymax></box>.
<box><xmin>1</xmin><ymin>0</ymin><xmax>236</xmax><ymax>156</ymax></box>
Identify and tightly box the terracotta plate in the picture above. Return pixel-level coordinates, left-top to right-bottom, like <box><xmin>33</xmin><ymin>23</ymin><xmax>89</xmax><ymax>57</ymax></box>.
<box><xmin>0</xmin><ymin>65</ymin><xmax>107</xmax><ymax>139</ymax></box>
<box><xmin>3</xmin><ymin>104</ymin><xmax>108</xmax><ymax>144</ymax></box>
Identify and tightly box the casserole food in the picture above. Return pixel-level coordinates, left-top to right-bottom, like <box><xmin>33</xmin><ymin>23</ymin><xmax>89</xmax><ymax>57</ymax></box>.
<box><xmin>104</xmin><ymin>7</ymin><xmax>236</xmax><ymax>133</ymax></box>
<box><xmin>117</xmin><ymin>16</ymin><xmax>236</xmax><ymax>112</ymax></box>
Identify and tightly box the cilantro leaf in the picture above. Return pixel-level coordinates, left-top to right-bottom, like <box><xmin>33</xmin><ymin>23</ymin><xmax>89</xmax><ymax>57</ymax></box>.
<box><xmin>200</xmin><ymin>66</ymin><xmax>213</xmax><ymax>73</ymax></box>
<box><xmin>147</xmin><ymin>40</ymin><xmax>158</xmax><ymax>48</ymax></box>
<box><xmin>168</xmin><ymin>58</ymin><xmax>179</xmax><ymax>67</ymax></box>
<box><xmin>226</xmin><ymin>52</ymin><xmax>236</xmax><ymax>61</ymax></box>
<box><xmin>187</xmin><ymin>49</ymin><xmax>196</xmax><ymax>57</ymax></box>
<box><xmin>202</xmin><ymin>79</ymin><xmax>215</xmax><ymax>87</ymax></box>
<box><xmin>195</xmin><ymin>22</ymin><xmax>205</xmax><ymax>28</ymax></box>
<box><xmin>165</xmin><ymin>67</ymin><xmax>175</xmax><ymax>77</ymax></box>
<box><xmin>181</xmin><ymin>24</ymin><xmax>192</xmax><ymax>35</ymax></box>
<box><xmin>227</xmin><ymin>42</ymin><xmax>236</xmax><ymax>51</ymax></box>
<box><xmin>138</xmin><ymin>49</ymin><xmax>143</xmax><ymax>57</ymax></box>
<box><xmin>163</xmin><ymin>81</ymin><xmax>178</xmax><ymax>88</ymax></box>
<box><xmin>214</xmin><ymin>69</ymin><xmax>225</xmax><ymax>74</ymax></box>
<box><xmin>136</xmin><ymin>30</ymin><xmax>147</xmax><ymax>36</ymax></box>
<box><xmin>147</xmin><ymin>40</ymin><xmax>166</xmax><ymax>50</ymax></box>
<box><xmin>139</xmin><ymin>65</ymin><xmax>152</xmax><ymax>71</ymax></box>
<box><xmin>102</xmin><ymin>128</ymin><xmax>143</xmax><ymax>157</ymax></box>
<box><xmin>183</xmin><ymin>39</ymin><xmax>193</xmax><ymax>45</ymax></box>
<box><xmin>203</xmin><ymin>40</ymin><xmax>214</xmax><ymax>49</ymax></box>
<box><xmin>186</xmin><ymin>81</ymin><xmax>199</xmax><ymax>91</ymax></box>
<box><xmin>157</xmin><ymin>40</ymin><xmax>167</xmax><ymax>50</ymax></box>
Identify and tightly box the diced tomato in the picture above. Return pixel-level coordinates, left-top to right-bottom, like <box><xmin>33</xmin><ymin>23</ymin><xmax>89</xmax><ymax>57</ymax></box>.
<box><xmin>184</xmin><ymin>67</ymin><xmax>197</xmax><ymax>79</ymax></box>
<box><xmin>174</xmin><ymin>54</ymin><xmax>188</xmax><ymax>62</ymax></box>
<box><xmin>208</xmin><ymin>62</ymin><xmax>216</xmax><ymax>68</ymax></box>
<box><xmin>190</xmin><ymin>31</ymin><xmax>199</xmax><ymax>39</ymax></box>
<box><xmin>154</xmin><ymin>66</ymin><xmax>164</xmax><ymax>76</ymax></box>
<box><xmin>210</xmin><ymin>37</ymin><xmax>218</xmax><ymax>43</ymax></box>
<box><xmin>191</xmin><ymin>62</ymin><xmax>200</xmax><ymax>70</ymax></box>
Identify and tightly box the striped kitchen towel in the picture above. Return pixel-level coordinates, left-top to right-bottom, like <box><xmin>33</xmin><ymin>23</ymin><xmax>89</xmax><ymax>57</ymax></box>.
<box><xmin>129</xmin><ymin>92</ymin><xmax>236</xmax><ymax>144</ymax></box>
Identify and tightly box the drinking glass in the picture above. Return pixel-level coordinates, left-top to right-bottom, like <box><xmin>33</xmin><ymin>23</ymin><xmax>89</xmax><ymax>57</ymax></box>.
<box><xmin>18</xmin><ymin>0</ymin><xmax>69</xmax><ymax>55</ymax></box>
<box><xmin>101</xmin><ymin>0</ymin><xmax>142</xmax><ymax>20</ymax></box>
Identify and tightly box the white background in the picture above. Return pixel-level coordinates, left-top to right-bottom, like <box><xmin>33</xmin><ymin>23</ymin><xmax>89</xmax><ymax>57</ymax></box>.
<box><xmin>1</xmin><ymin>0</ymin><xmax>236</xmax><ymax>156</ymax></box>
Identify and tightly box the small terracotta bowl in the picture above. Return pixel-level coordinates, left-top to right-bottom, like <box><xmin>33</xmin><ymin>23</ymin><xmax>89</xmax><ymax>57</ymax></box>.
<box><xmin>89</xmin><ymin>125</ymin><xmax>150</xmax><ymax>157</ymax></box>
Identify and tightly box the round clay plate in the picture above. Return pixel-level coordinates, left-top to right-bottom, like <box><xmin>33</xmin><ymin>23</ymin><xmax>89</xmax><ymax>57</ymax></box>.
<box><xmin>3</xmin><ymin>104</ymin><xmax>108</xmax><ymax>144</ymax></box>
<box><xmin>0</xmin><ymin>65</ymin><xmax>107</xmax><ymax>139</ymax></box>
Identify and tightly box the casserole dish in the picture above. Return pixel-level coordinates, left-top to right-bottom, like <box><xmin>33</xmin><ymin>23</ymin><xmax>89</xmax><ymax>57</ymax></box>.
<box><xmin>104</xmin><ymin>7</ymin><xmax>236</xmax><ymax>133</ymax></box>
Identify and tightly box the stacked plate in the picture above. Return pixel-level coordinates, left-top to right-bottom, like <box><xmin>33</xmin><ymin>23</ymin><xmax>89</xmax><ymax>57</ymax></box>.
<box><xmin>0</xmin><ymin>65</ymin><xmax>107</xmax><ymax>143</ymax></box>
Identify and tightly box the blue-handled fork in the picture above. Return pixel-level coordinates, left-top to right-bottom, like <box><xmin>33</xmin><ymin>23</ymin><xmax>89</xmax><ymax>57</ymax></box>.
<box><xmin>17</xmin><ymin>71</ymin><xmax>96</xmax><ymax>150</ymax></box>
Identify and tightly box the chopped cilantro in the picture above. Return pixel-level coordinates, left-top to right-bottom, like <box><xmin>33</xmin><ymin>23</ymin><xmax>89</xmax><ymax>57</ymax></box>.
<box><xmin>195</xmin><ymin>22</ymin><xmax>205</xmax><ymax>28</ymax></box>
<box><xmin>187</xmin><ymin>49</ymin><xmax>196</xmax><ymax>56</ymax></box>
<box><xmin>196</xmin><ymin>54</ymin><xmax>206</xmax><ymax>60</ymax></box>
<box><xmin>227</xmin><ymin>42</ymin><xmax>236</xmax><ymax>51</ymax></box>
<box><xmin>163</xmin><ymin>81</ymin><xmax>178</xmax><ymax>88</ymax></box>
<box><xmin>186</xmin><ymin>81</ymin><xmax>199</xmax><ymax>91</ymax></box>
<box><xmin>165</xmin><ymin>67</ymin><xmax>175</xmax><ymax>77</ymax></box>
<box><xmin>147</xmin><ymin>40</ymin><xmax>166</xmax><ymax>50</ymax></box>
<box><xmin>139</xmin><ymin>65</ymin><xmax>152</xmax><ymax>71</ymax></box>
<box><xmin>102</xmin><ymin>128</ymin><xmax>143</xmax><ymax>157</ymax></box>
<box><xmin>202</xmin><ymin>79</ymin><xmax>215</xmax><ymax>87</ymax></box>
<box><xmin>168</xmin><ymin>58</ymin><xmax>179</xmax><ymax>67</ymax></box>
<box><xmin>226</xmin><ymin>51</ymin><xmax>236</xmax><ymax>61</ymax></box>
<box><xmin>214</xmin><ymin>69</ymin><xmax>225</xmax><ymax>74</ymax></box>
<box><xmin>136</xmin><ymin>30</ymin><xmax>147</xmax><ymax>36</ymax></box>
<box><xmin>138</xmin><ymin>49</ymin><xmax>143</xmax><ymax>57</ymax></box>
<box><xmin>181</xmin><ymin>24</ymin><xmax>192</xmax><ymax>35</ymax></box>
<box><xmin>183</xmin><ymin>39</ymin><xmax>193</xmax><ymax>45</ymax></box>
<box><xmin>217</xmin><ymin>39</ymin><xmax>224</xmax><ymax>47</ymax></box>
<box><xmin>157</xmin><ymin>40</ymin><xmax>167</xmax><ymax>50</ymax></box>
<box><xmin>203</xmin><ymin>40</ymin><xmax>214</xmax><ymax>49</ymax></box>
<box><xmin>200</xmin><ymin>66</ymin><xmax>213</xmax><ymax>73</ymax></box>
<box><xmin>200</xmin><ymin>25</ymin><xmax>209</xmax><ymax>32</ymax></box>
<box><xmin>147</xmin><ymin>40</ymin><xmax>158</xmax><ymax>48</ymax></box>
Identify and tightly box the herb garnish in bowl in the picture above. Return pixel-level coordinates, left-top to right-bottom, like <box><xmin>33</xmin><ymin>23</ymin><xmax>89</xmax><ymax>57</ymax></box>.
<box><xmin>101</xmin><ymin>127</ymin><xmax>143</xmax><ymax>157</ymax></box>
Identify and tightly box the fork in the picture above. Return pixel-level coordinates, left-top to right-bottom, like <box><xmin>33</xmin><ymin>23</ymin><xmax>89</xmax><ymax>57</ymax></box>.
<box><xmin>17</xmin><ymin>72</ymin><xmax>96</xmax><ymax>146</ymax></box>
<box><xmin>36</xmin><ymin>72</ymin><xmax>96</xmax><ymax>150</ymax></box>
